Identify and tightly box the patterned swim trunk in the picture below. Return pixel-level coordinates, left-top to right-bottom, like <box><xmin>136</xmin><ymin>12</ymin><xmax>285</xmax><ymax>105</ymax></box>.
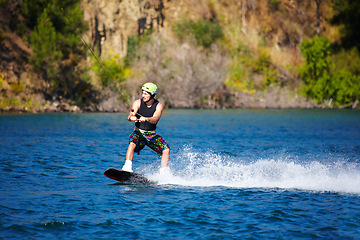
<box><xmin>129</xmin><ymin>129</ymin><xmax>170</xmax><ymax>157</ymax></box>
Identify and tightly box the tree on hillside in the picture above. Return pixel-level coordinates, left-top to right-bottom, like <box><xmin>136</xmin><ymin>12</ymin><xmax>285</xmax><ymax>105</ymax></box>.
<box><xmin>24</xmin><ymin>0</ymin><xmax>94</xmax><ymax>106</ymax></box>
<box><xmin>29</xmin><ymin>9</ymin><xmax>62</xmax><ymax>79</ymax></box>
<box><xmin>301</xmin><ymin>36</ymin><xmax>360</xmax><ymax>107</ymax></box>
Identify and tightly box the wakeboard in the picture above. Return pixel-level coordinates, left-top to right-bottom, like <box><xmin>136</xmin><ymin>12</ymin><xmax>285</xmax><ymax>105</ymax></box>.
<box><xmin>104</xmin><ymin>168</ymin><xmax>151</xmax><ymax>184</ymax></box>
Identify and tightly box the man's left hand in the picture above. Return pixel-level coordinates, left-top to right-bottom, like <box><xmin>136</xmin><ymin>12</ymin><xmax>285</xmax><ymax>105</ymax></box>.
<box><xmin>138</xmin><ymin>117</ymin><xmax>148</xmax><ymax>122</ymax></box>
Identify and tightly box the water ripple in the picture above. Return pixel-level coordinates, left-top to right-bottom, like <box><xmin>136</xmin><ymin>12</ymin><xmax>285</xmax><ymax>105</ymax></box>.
<box><xmin>1</xmin><ymin>110</ymin><xmax>360</xmax><ymax>239</ymax></box>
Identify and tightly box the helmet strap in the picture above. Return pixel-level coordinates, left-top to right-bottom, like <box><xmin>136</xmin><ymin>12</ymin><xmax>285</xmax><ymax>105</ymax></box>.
<box><xmin>144</xmin><ymin>93</ymin><xmax>155</xmax><ymax>103</ymax></box>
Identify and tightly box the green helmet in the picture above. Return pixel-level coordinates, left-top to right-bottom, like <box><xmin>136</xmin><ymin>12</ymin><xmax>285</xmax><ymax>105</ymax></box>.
<box><xmin>142</xmin><ymin>82</ymin><xmax>158</xmax><ymax>96</ymax></box>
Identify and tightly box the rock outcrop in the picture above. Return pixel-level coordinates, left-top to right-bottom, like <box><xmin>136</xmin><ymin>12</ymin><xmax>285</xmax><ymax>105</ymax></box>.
<box><xmin>82</xmin><ymin>0</ymin><xmax>166</xmax><ymax>58</ymax></box>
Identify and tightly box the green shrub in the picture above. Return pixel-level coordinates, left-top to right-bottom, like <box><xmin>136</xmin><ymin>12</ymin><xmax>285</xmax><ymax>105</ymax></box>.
<box><xmin>226</xmin><ymin>56</ymin><xmax>254</xmax><ymax>93</ymax></box>
<box><xmin>92</xmin><ymin>55</ymin><xmax>129</xmax><ymax>91</ymax></box>
<box><xmin>300</xmin><ymin>36</ymin><xmax>332</xmax><ymax>102</ymax></box>
<box><xmin>173</xmin><ymin>19</ymin><xmax>223</xmax><ymax>48</ymax></box>
<box><xmin>300</xmin><ymin>36</ymin><xmax>360</xmax><ymax>106</ymax></box>
<box><xmin>331</xmin><ymin>70</ymin><xmax>360</xmax><ymax>106</ymax></box>
<box><xmin>10</xmin><ymin>81</ymin><xmax>25</xmax><ymax>95</ymax></box>
<box><xmin>226</xmin><ymin>48</ymin><xmax>279</xmax><ymax>93</ymax></box>
<box><xmin>125</xmin><ymin>29</ymin><xmax>153</xmax><ymax>66</ymax></box>
<box><xmin>332</xmin><ymin>47</ymin><xmax>360</xmax><ymax>75</ymax></box>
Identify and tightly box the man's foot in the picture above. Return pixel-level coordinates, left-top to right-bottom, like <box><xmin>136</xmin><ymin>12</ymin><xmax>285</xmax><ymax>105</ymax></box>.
<box><xmin>159</xmin><ymin>166</ymin><xmax>170</xmax><ymax>175</ymax></box>
<box><xmin>122</xmin><ymin>160</ymin><xmax>133</xmax><ymax>172</ymax></box>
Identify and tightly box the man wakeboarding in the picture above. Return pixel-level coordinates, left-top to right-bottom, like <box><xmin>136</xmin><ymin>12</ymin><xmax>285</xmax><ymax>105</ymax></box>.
<box><xmin>122</xmin><ymin>83</ymin><xmax>170</xmax><ymax>174</ymax></box>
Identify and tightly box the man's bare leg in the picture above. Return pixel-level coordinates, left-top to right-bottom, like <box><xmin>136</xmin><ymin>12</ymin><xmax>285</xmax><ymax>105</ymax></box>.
<box><xmin>161</xmin><ymin>148</ymin><xmax>170</xmax><ymax>168</ymax></box>
<box><xmin>126</xmin><ymin>142</ymin><xmax>136</xmax><ymax>161</ymax></box>
<box><xmin>122</xmin><ymin>143</ymin><xmax>136</xmax><ymax>172</ymax></box>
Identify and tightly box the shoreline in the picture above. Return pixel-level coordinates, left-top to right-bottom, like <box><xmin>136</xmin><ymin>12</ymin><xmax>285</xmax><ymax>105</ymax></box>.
<box><xmin>1</xmin><ymin>102</ymin><xmax>357</xmax><ymax>114</ymax></box>
<box><xmin>1</xmin><ymin>87</ymin><xmax>358</xmax><ymax>114</ymax></box>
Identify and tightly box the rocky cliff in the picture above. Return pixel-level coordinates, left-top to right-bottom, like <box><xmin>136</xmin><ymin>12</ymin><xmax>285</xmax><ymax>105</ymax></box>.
<box><xmin>82</xmin><ymin>0</ymin><xmax>167</xmax><ymax>58</ymax></box>
<box><xmin>81</xmin><ymin>0</ymin><xmax>223</xmax><ymax>58</ymax></box>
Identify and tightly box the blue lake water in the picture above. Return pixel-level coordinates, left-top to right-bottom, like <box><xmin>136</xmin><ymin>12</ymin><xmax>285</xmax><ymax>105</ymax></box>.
<box><xmin>1</xmin><ymin>109</ymin><xmax>360</xmax><ymax>239</ymax></box>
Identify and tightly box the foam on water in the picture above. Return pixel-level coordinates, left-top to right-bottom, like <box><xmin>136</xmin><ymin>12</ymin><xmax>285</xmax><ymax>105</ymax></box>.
<box><xmin>147</xmin><ymin>146</ymin><xmax>360</xmax><ymax>194</ymax></box>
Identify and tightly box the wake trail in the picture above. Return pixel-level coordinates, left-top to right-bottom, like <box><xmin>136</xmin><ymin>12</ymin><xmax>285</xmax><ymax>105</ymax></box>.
<box><xmin>146</xmin><ymin>146</ymin><xmax>360</xmax><ymax>195</ymax></box>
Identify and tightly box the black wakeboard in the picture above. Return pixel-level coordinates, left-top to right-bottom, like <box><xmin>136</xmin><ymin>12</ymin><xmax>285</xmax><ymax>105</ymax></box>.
<box><xmin>104</xmin><ymin>168</ymin><xmax>151</xmax><ymax>184</ymax></box>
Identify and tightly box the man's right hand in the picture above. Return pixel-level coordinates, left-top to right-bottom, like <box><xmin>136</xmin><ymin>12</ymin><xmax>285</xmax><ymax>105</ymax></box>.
<box><xmin>128</xmin><ymin>115</ymin><xmax>138</xmax><ymax>122</ymax></box>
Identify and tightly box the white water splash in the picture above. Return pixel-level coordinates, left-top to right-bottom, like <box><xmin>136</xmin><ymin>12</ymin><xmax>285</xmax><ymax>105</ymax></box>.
<box><xmin>147</xmin><ymin>146</ymin><xmax>360</xmax><ymax>194</ymax></box>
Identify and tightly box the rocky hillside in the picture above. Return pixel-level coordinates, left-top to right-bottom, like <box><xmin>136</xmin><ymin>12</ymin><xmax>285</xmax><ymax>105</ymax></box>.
<box><xmin>1</xmin><ymin>0</ymin><xmax>358</xmax><ymax>112</ymax></box>
<box><xmin>80</xmin><ymin>0</ymin><xmax>321</xmax><ymax>109</ymax></box>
